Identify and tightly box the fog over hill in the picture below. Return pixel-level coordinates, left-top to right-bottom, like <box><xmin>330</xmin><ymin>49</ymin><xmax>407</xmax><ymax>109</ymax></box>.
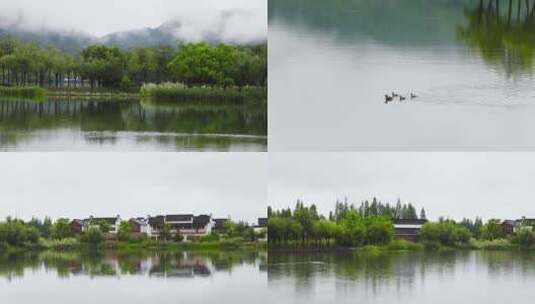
<box><xmin>0</xmin><ymin>10</ymin><xmax>266</xmax><ymax>53</ymax></box>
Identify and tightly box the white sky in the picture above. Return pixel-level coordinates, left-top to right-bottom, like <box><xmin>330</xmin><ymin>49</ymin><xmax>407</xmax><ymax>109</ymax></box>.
<box><xmin>0</xmin><ymin>0</ymin><xmax>266</xmax><ymax>38</ymax></box>
<box><xmin>269</xmin><ymin>153</ymin><xmax>535</xmax><ymax>221</ymax></box>
<box><xmin>0</xmin><ymin>153</ymin><xmax>267</xmax><ymax>224</ymax></box>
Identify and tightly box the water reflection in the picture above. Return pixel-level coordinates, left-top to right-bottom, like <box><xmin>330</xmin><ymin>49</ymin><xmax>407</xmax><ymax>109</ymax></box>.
<box><xmin>458</xmin><ymin>0</ymin><xmax>535</xmax><ymax>76</ymax></box>
<box><xmin>0</xmin><ymin>98</ymin><xmax>267</xmax><ymax>151</ymax></box>
<box><xmin>268</xmin><ymin>251</ymin><xmax>535</xmax><ymax>302</ymax></box>
<box><xmin>0</xmin><ymin>250</ymin><xmax>266</xmax><ymax>281</ymax></box>
<box><xmin>269</xmin><ymin>0</ymin><xmax>535</xmax><ymax>151</ymax></box>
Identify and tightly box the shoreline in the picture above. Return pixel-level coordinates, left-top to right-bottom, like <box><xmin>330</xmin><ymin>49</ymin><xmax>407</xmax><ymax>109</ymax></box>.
<box><xmin>0</xmin><ymin>86</ymin><xmax>268</xmax><ymax>103</ymax></box>
<box><xmin>1</xmin><ymin>240</ymin><xmax>267</xmax><ymax>255</ymax></box>
<box><xmin>268</xmin><ymin>239</ymin><xmax>531</xmax><ymax>254</ymax></box>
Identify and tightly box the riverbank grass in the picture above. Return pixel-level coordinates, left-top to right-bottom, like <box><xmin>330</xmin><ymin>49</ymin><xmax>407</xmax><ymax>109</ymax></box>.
<box><xmin>3</xmin><ymin>237</ymin><xmax>265</xmax><ymax>253</ymax></box>
<box><xmin>0</xmin><ymin>86</ymin><xmax>46</xmax><ymax>99</ymax></box>
<box><xmin>140</xmin><ymin>83</ymin><xmax>266</xmax><ymax>104</ymax></box>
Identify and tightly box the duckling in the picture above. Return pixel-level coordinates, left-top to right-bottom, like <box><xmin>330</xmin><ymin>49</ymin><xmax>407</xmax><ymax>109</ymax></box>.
<box><xmin>399</xmin><ymin>95</ymin><xmax>406</xmax><ymax>101</ymax></box>
<box><xmin>392</xmin><ymin>91</ymin><xmax>399</xmax><ymax>97</ymax></box>
<box><xmin>384</xmin><ymin>94</ymin><xmax>393</xmax><ymax>103</ymax></box>
<box><xmin>410</xmin><ymin>93</ymin><xmax>417</xmax><ymax>99</ymax></box>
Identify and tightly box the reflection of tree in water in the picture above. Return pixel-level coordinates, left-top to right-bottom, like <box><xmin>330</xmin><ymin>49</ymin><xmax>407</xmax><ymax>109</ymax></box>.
<box><xmin>457</xmin><ymin>0</ymin><xmax>535</xmax><ymax>76</ymax></box>
<box><xmin>0</xmin><ymin>250</ymin><xmax>262</xmax><ymax>279</ymax></box>
<box><xmin>479</xmin><ymin>250</ymin><xmax>535</xmax><ymax>276</ymax></box>
<box><xmin>268</xmin><ymin>251</ymin><xmax>473</xmax><ymax>295</ymax></box>
<box><xmin>0</xmin><ymin>99</ymin><xmax>267</xmax><ymax>149</ymax></box>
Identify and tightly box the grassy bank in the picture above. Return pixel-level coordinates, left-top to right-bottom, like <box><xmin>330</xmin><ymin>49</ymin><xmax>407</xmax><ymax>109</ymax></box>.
<box><xmin>0</xmin><ymin>84</ymin><xmax>267</xmax><ymax>103</ymax></box>
<box><xmin>117</xmin><ymin>239</ymin><xmax>266</xmax><ymax>252</ymax></box>
<box><xmin>47</xmin><ymin>88</ymin><xmax>139</xmax><ymax>99</ymax></box>
<box><xmin>269</xmin><ymin>238</ymin><xmax>535</xmax><ymax>253</ymax></box>
<box><xmin>1</xmin><ymin>237</ymin><xmax>265</xmax><ymax>254</ymax></box>
<box><xmin>0</xmin><ymin>86</ymin><xmax>46</xmax><ymax>99</ymax></box>
<box><xmin>140</xmin><ymin>83</ymin><xmax>267</xmax><ymax>104</ymax></box>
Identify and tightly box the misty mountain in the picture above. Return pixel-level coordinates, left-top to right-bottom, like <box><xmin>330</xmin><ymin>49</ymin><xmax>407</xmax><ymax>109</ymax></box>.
<box><xmin>0</xmin><ymin>25</ymin><xmax>92</xmax><ymax>54</ymax></box>
<box><xmin>0</xmin><ymin>16</ymin><xmax>266</xmax><ymax>54</ymax></box>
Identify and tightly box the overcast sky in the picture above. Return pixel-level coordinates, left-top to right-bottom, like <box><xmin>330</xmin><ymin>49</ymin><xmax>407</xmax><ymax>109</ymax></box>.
<box><xmin>269</xmin><ymin>153</ymin><xmax>535</xmax><ymax>221</ymax></box>
<box><xmin>0</xmin><ymin>0</ymin><xmax>266</xmax><ymax>38</ymax></box>
<box><xmin>0</xmin><ymin>153</ymin><xmax>266</xmax><ymax>224</ymax></box>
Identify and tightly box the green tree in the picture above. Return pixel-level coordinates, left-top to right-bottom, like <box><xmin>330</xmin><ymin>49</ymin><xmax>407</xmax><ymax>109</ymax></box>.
<box><xmin>117</xmin><ymin>221</ymin><xmax>132</xmax><ymax>241</ymax></box>
<box><xmin>480</xmin><ymin>219</ymin><xmax>504</xmax><ymax>240</ymax></box>
<box><xmin>366</xmin><ymin>216</ymin><xmax>394</xmax><ymax>245</ymax></box>
<box><xmin>51</xmin><ymin>218</ymin><xmax>72</xmax><ymax>240</ymax></box>
<box><xmin>420</xmin><ymin>208</ymin><xmax>427</xmax><ymax>220</ymax></box>
<box><xmin>95</xmin><ymin>220</ymin><xmax>111</xmax><ymax>234</ymax></box>
<box><xmin>223</xmin><ymin>220</ymin><xmax>237</xmax><ymax>237</ymax></box>
<box><xmin>313</xmin><ymin>219</ymin><xmax>339</xmax><ymax>247</ymax></box>
<box><xmin>85</xmin><ymin>226</ymin><xmax>103</xmax><ymax>245</ymax></box>
<box><xmin>511</xmin><ymin>229</ymin><xmax>535</xmax><ymax>247</ymax></box>
<box><xmin>173</xmin><ymin>230</ymin><xmax>184</xmax><ymax>242</ymax></box>
<box><xmin>0</xmin><ymin>219</ymin><xmax>40</xmax><ymax>246</ymax></box>
<box><xmin>159</xmin><ymin>223</ymin><xmax>172</xmax><ymax>241</ymax></box>
<box><xmin>419</xmin><ymin>222</ymin><xmax>471</xmax><ymax>246</ymax></box>
<box><xmin>336</xmin><ymin>210</ymin><xmax>366</xmax><ymax>247</ymax></box>
<box><xmin>81</xmin><ymin>45</ymin><xmax>125</xmax><ymax>87</ymax></box>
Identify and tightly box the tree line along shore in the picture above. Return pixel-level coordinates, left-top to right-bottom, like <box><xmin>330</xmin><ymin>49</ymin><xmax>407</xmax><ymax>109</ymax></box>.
<box><xmin>0</xmin><ymin>36</ymin><xmax>267</xmax><ymax>103</ymax></box>
<box><xmin>0</xmin><ymin>216</ymin><xmax>267</xmax><ymax>254</ymax></box>
<box><xmin>268</xmin><ymin>199</ymin><xmax>535</xmax><ymax>251</ymax></box>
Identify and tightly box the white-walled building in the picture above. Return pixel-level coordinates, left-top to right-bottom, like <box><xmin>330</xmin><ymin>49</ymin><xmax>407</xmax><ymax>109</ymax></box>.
<box><xmin>82</xmin><ymin>215</ymin><xmax>122</xmax><ymax>233</ymax></box>
<box><xmin>148</xmin><ymin>214</ymin><xmax>214</xmax><ymax>239</ymax></box>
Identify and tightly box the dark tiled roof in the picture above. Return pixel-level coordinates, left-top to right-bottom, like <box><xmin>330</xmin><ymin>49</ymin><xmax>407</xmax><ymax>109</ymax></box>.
<box><xmin>518</xmin><ymin>218</ymin><xmax>535</xmax><ymax>225</ymax></box>
<box><xmin>193</xmin><ymin>215</ymin><xmax>211</xmax><ymax>228</ymax></box>
<box><xmin>393</xmin><ymin>219</ymin><xmax>428</xmax><ymax>225</ymax></box>
<box><xmin>502</xmin><ymin>220</ymin><xmax>517</xmax><ymax>226</ymax></box>
<box><xmin>70</xmin><ymin>219</ymin><xmax>83</xmax><ymax>226</ymax></box>
<box><xmin>258</xmin><ymin>218</ymin><xmax>268</xmax><ymax>227</ymax></box>
<box><xmin>213</xmin><ymin>218</ymin><xmax>228</xmax><ymax>229</ymax></box>
<box><xmin>149</xmin><ymin>216</ymin><xmax>165</xmax><ymax>226</ymax></box>
<box><xmin>129</xmin><ymin>218</ymin><xmax>146</xmax><ymax>226</ymax></box>
<box><xmin>166</xmin><ymin>214</ymin><xmax>193</xmax><ymax>222</ymax></box>
<box><xmin>85</xmin><ymin>217</ymin><xmax>118</xmax><ymax>225</ymax></box>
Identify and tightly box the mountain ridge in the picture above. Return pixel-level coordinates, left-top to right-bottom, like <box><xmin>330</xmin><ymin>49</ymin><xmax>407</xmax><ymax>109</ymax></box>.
<box><xmin>0</xmin><ymin>16</ymin><xmax>266</xmax><ymax>53</ymax></box>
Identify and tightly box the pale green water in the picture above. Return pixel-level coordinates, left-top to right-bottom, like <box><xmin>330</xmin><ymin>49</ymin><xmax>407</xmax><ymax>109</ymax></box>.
<box><xmin>269</xmin><ymin>0</ymin><xmax>535</xmax><ymax>150</ymax></box>
<box><xmin>0</xmin><ymin>250</ymin><xmax>268</xmax><ymax>304</ymax></box>
<box><xmin>0</xmin><ymin>98</ymin><xmax>267</xmax><ymax>151</ymax></box>
<box><xmin>268</xmin><ymin>250</ymin><xmax>535</xmax><ymax>303</ymax></box>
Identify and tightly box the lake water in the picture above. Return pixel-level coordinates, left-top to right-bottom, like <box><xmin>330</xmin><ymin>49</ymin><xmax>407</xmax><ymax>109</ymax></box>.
<box><xmin>269</xmin><ymin>0</ymin><xmax>535</xmax><ymax>151</ymax></box>
<box><xmin>268</xmin><ymin>250</ymin><xmax>535</xmax><ymax>303</ymax></box>
<box><xmin>0</xmin><ymin>98</ymin><xmax>267</xmax><ymax>151</ymax></box>
<box><xmin>0</xmin><ymin>250</ymin><xmax>268</xmax><ymax>304</ymax></box>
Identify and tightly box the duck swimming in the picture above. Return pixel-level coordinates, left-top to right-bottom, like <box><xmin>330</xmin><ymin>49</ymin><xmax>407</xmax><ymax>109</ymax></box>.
<box><xmin>399</xmin><ymin>95</ymin><xmax>406</xmax><ymax>101</ymax></box>
<box><xmin>410</xmin><ymin>93</ymin><xmax>417</xmax><ymax>99</ymax></box>
<box><xmin>384</xmin><ymin>94</ymin><xmax>393</xmax><ymax>102</ymax></box>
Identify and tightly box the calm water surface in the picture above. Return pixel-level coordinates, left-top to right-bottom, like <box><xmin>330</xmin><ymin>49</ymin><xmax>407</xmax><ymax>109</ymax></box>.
<box><xmin>0</xmin><ymin>98</ymin><xmax>267</xmax><ymax>151</ymax></box>
<box><xmin>0</xmin><ymin>250</ymin><xmax>268</xmax><ymax>303</ymax></box>
<box><xmin>269</xmin><ymin>0</ymin><xmax>535</xmax><ymax>150</ymax></box>
<box><xmin>268</xmin><ymin>250</ymin><xmax>535</xmax><ymax>303</ymax></box>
